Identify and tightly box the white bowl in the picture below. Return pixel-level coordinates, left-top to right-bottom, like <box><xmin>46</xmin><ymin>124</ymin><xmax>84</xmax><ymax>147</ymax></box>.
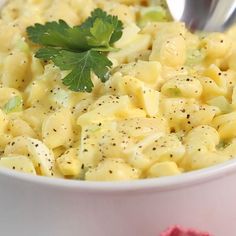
<box><xmin>1</xmin><ymin>1</ymin><xmax>236</xmax><ymax>235</ymax></box>
<box><xmin>0</xmin><ymin>159</ymin><xmax>236</xmax><ymax>236</ymax></box>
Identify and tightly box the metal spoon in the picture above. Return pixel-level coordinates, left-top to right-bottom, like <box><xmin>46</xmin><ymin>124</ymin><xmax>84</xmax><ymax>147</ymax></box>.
<box><xmin>165</xmin><ymin>0</ymin><xmax>236</xmax><ymax>31</ymax></box>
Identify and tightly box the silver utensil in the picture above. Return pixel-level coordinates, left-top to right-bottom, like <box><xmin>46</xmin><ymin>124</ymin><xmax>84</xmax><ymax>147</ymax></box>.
<box><xmin>165</xmin><ymin>0</ymin><xmax>236</xmax><ymax>31</ymax></box>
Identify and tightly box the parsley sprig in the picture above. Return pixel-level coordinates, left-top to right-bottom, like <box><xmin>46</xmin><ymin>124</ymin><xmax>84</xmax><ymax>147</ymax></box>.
<box><xmin>27</xmin><ymin>9</ymin><xmax>123</xmax><ymax>92</ymax></box>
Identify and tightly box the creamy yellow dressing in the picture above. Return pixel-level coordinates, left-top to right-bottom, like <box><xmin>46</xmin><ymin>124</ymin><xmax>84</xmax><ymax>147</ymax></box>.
<box><xmin>0</xmin><ymin>0</ymin><xmax>236</xmax><ymax>181</ymax></box>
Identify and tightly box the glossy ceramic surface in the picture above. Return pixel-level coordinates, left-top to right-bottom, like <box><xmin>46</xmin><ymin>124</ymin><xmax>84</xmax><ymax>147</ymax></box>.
<box><xmin>1</xmin><ymin>0</ymin><xmax>236</xmax><ymax>235</ymax></box>
<box><xmin>0</xmin><ymin>159</ymin><xmax>236</xmax><ymax>236</ymax></box>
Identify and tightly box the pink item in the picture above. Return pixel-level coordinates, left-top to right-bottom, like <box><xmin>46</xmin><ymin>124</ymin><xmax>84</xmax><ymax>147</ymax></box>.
<box><xmin>160</xmin><ymin>225</ymin><xmax>213</xmax><ymax>236</ymax></box>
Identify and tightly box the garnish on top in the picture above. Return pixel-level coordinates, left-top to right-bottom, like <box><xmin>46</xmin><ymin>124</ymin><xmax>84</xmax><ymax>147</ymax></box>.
<box><xmin>26</xmin><ymin>9</ymin><xmax>123</xmax><ymax>92</ymax></box>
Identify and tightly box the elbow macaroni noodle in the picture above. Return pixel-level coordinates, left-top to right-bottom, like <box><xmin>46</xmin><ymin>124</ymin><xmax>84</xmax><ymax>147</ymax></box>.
<box><xmin>0</xmin><ymin>0</ymin><xmax>236</xmax><ymax>181</ymax></box>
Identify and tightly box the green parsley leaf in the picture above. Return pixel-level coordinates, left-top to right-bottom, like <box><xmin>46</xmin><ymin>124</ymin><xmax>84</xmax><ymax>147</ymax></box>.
<box><xmin>27</xmin><ymin>9</ymin><xmax>123</xmax><ymax>51</ymax></box>
<box><xmin>80</xmin><ymin>8</ymin><xmax>123</xmax><ymax>44</ymax></box>
<box><xmin>27</xmin><ymin>8</ymin><xmax>123</xmax><ymax>92</ymax></box>
<box><xmin>36</xmin><ymin>49</ymin><xmax>112</xmax><ymax>92</ymax></box>
<box><xmin>27</xmin><ymin>20</ymin><xmax>90</xmax><ymax>51</ymax></box>
<box><xmin>3</xmin><ymin>96</ymin><xmax>23</xmax><ymax>114</ymax></box>
<box><xmin>87</xmin><ymin>19</ymin><xmax>114</xmax><ymax>48</ymax></box>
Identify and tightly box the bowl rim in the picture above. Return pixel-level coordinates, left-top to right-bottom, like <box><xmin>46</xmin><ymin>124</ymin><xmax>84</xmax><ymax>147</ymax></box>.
<box><xmin>0</xmin><ymin>158</ymin><xmax>236</xmax><ymax>192</ymax></box>
<box><xmin>1</xmin><ymin>0</ymin><xmax>236</xmax><ymax>193</ymax></box>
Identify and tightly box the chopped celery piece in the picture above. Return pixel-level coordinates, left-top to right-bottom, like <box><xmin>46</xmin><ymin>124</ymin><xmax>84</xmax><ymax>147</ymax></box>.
<box><xmin>15</xmin><ymin>38</ymin><xmax>30</xmax><ymax>53</ymax></box>
<box><xmin>207</xmin><ymin>96</ymin><xmax>232</xmax><ymax>114</ymax></box>
<box><xmin>90</xmin><ymin>126</ymin><xmax>101</xmax><ymax>133</ymax></box>
<box><xmin>3</xmin><ymin>96</ymin><xmax>23</xmax><ymax>114</ymax></box>
<box><xmin>149</xmin><ymin>0</ymin><xmax>167</xmax><ymax>6</ymax></box>
<box><xmin>139</xmin><ymin>6</ymin><xmax>168</xmax><ymax>27</ymax></box>
<box><xmin>216</xmin><ymin>140</ymin><xmax>230</xmax><ymax>150</ymax></box>
<box><xmin>185</xmin><ymin>49</ymin><xmax>205</xmax><ymax>66</ymax></box>
<box><xmin>165</xmin><ymin>88</ymin><xmax>182</xmax><ymax>97</ymax></box>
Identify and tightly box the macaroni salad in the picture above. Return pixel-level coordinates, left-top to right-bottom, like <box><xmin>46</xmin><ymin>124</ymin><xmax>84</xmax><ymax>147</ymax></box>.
<box><xmin>0</xmin><ymin>0</ymin><xmax>236</xmax><ymax>181</ymax></box>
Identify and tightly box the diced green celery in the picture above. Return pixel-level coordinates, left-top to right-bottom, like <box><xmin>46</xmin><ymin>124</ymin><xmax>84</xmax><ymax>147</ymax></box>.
<box><xmin>90</xmin><ymin>126</ymin><xmax>101</xmax><ymax>133</ymax></box>
<box><xmin>149</xmin><ymin>0</ymin><xmax>168</xmax><ymax>8</ymax></box>
<box><xmin>166</xmin><ymin>88</ymin><xmax>182</xmax><ymax>97</ymax></box>
<box><xmin>216</xmin><ymin>140</ymin><xmax>230</xmax><ymax>150</ymax></box>
<box><xmin>185</xmin><ymin>49</ymin><xmax>205</xmax><ymax>66</ymax></box>
<box><xmin>15</xmin><ymin>38</ymin><xmax>30</xmax><ymax>53</ymax></box>
<box><xmin>207</xmin><ymin>96</ymin><xmax>232</xmax><ymax>114</ymax></box>
<box><xmin>139</xmin><ymin>6</ymin><xmax>168</xmax><ymax>27</ymax></box>
<box><xmin>3</xmin><ymin>96</ymin><xmax>23</xmax><ymax>114</ymax></box>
